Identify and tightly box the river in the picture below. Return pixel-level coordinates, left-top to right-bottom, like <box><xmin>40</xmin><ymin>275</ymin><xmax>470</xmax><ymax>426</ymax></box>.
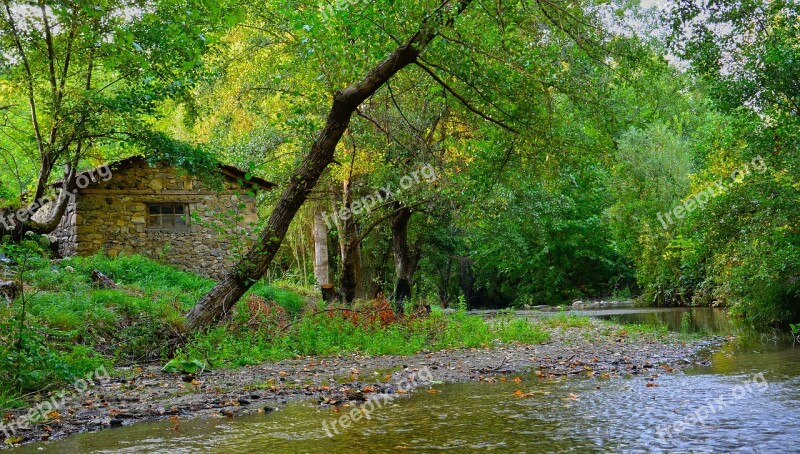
<box><xmin>16</xmin><ymin>308</ymin><xmax>800</xmax><ymax>453</ymax></box>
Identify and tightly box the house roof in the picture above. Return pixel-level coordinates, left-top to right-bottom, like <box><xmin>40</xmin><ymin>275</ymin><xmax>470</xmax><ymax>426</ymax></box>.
<box><xmin>53</xmin><ymin>156</ymin><xmax>276</xmax><ymax>191</ymax></box>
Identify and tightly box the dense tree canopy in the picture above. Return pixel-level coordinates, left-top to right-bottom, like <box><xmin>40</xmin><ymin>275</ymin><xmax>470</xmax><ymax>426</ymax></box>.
<box><xmin>1</xmin><ymin>0</ymin><xmax>798</xmax><ymax>325</ymax></box>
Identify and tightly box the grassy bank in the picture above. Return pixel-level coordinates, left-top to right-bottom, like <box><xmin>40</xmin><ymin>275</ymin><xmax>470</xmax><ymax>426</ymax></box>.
<box><xmin>0</xmin><ymin>239</ymin><xmax>550</xmax><ymax>408</ymax></box>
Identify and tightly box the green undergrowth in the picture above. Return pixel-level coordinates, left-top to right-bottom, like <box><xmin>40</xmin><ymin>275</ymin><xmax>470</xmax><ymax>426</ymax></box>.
<box><xmin>0</xmin><ymin>243</ymin><xmax>313</xmax><ymax>408</ymax></box>
<box><xmin>182</xmin><ymin>310</ymin><xmax>550</xmax><ymax>368</ymax></box>
<box><xmin>0</xmin><ymin>243</ymin><xmax>551</xmax><ymax>408</ymax></box>
<box><xmin>539</xmin><ymin>313</ymin><xmax>593</xmax><ymax>329</ymax></box>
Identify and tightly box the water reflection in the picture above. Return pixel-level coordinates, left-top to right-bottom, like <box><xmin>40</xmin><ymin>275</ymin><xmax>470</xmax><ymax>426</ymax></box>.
<box><xmin>17</xmin><ymin>308</ymin><xmax>800</xmax><ymax>453</ymax></box>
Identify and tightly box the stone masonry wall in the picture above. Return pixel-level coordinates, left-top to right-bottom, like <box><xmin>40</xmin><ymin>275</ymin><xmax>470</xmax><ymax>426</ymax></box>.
<box><xmin>54</xmin><ymin>159</ymin><xmax>259</xmax><ymax>280</ymax></box>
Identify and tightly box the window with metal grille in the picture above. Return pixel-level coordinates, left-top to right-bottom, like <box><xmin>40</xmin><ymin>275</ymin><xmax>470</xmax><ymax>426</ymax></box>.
<box><xmin>147</xmin><ymin>203</ymin><xmax>189</xmax><ymax>230</ymax></box>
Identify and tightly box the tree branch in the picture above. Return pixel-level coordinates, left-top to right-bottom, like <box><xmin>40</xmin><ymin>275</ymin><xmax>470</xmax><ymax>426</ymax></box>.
<box><xmin>415</xmin><ymin>61</ymin><xmax>518</xmax><ymax>133</ymax></box>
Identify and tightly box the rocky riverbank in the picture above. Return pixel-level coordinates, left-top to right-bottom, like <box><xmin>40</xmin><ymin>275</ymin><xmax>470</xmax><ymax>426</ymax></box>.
<box><xmin>1</xmin><ymin>319</ymin><xmax>725</xmax><ymax>449</ymax></box>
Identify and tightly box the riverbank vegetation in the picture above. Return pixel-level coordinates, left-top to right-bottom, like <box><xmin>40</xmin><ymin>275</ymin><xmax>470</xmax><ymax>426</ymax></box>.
<box><xmin>0</xmin><ymin>243</ymin><xmax>553</xmax><ymax>408</ymax></box>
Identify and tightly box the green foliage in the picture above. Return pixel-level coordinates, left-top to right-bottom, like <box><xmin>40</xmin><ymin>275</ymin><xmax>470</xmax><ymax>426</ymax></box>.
<box><xmin>249</xmin><ymin>285</ymin><xmax>305</xmax><ymax>315</ymax></box>
<box><xmin>183</xmin><ymin>309</ymin><xmax>548</xmax><ymax>369</ymax></box>
<box><xmin>540</xmin><ymin>313</ymin><xmax>593</xmax><ymax>329</ymax></box>
<box><xmin>0</xmin><ymin>252</ymin><xmax>311</xmax><ymax>407</ymax></box>
<box><xmin>648</xmin><ymin>0</ymin><xmax>800</xmax><ymax>323</ymax></box>
<box><xmin>681</xmin><ymin>312</ymin><xmax>693</xmax><ymax>334</ymax></box>
<box><xmin>139</xmin><ymin>131</ymin><xmax>224</xmax><ymax>189</ymax></box>
<box><xmin>163</xmin><ymin>358</ymin><xmax>206</xmax><ymax>374</ymax></box>
<box><xmin>0</xmin><ymin>236</ymin><xmax>113</xmax><ymax>408</ymax></box>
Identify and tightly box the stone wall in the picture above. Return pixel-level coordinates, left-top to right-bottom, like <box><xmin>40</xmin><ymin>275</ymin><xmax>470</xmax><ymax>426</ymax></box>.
<box><xmin>52</xmin><ymin>200</ymin><xmax>77</xmax><ymax>257</ymax></box>
<box><xmin>53</xmin><ymin>159</ymin><xmax>261</xmax><ymax>280</ymax></box>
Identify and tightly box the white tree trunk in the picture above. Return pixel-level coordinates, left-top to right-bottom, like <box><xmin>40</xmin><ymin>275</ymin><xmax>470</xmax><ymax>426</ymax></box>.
<box><xmin>313</xmin><ymin>206</ymin><xmax>330</xmax><ymax>287</ymax></box>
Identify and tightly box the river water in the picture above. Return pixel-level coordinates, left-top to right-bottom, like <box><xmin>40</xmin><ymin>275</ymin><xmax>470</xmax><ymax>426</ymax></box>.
<box><xmin>17</xmin><ymin>308</ymin><xmax>800</xmax><ymax>453</ymax></box>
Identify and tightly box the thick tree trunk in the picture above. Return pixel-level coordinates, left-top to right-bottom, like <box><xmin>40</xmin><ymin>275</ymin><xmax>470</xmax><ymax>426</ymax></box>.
<box><xmin>391</xmin><ymin>205</ymin><xmax>420</xmax><ymax>313</ymax></box>
<box><xmin>313</xmin><ymin>206</ymin><xmax>330</xmax><ymax>287</ymax></box>
<box><xmin>336</xmin><ymin>180</ymin><xmax>364</xmax><ymax>304</ymax></box>
<box><xmin>321</xmin><ymin>284</ymin><xmax>337</xmax><ymax>303</ymax></box>
<box><xmin>458</xmin><ymin>256</ymin><xmax>474</xmax><ymax>309</ymax></box>
<box><xmin>437</xmin><ymin>255</ymin><xmax>453</xmax><ymax>307</ymax></box>
<box><xmin>185</xmin><ymin>0</ymin><xmax>474</xmax><ymax>331</ymax></box>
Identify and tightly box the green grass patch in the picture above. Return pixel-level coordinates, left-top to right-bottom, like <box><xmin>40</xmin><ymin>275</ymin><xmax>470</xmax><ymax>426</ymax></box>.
<box><xmin>182</xmin><ymin>310</ymin><xmax>550</xmax><ymax>369</ymax></box>
<box><xmin>539</xmin><ymin>313</ymin><xmax>593</xmax><ymax>329</ymax></box>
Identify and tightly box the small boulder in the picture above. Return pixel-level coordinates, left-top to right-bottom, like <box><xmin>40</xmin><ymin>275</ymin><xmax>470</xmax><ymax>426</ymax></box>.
<box><xmin>91</xmin><ymin>270</ymin><xmax>118</xmax><ymax>289</ymax></box>
<box><xmin>0</xmin><ymin>280</ymin><xmax>20</xmax><ymax>303</ymax></box>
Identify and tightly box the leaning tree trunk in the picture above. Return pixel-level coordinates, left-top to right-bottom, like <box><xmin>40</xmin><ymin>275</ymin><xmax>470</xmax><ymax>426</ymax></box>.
<box><xmin>0</xmin><ymin>164</ymin><xmax>78</xmax><ymax>240</ymax></box>
<box><xmin>185</xmin><ymin>0</ymin><xmax>474</xmax><ymax>331</ymax></box>
<box><xmin>391</xmin><ymin>205</ymin><xmax>420</xmax><ymax>313</ymax></box>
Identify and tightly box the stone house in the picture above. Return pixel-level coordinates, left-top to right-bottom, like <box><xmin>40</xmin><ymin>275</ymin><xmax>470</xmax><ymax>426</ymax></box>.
<box><xmin>48</xmin><ymin>156</ymin><xmax>273</xmax><ymax>279</ymax></box>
